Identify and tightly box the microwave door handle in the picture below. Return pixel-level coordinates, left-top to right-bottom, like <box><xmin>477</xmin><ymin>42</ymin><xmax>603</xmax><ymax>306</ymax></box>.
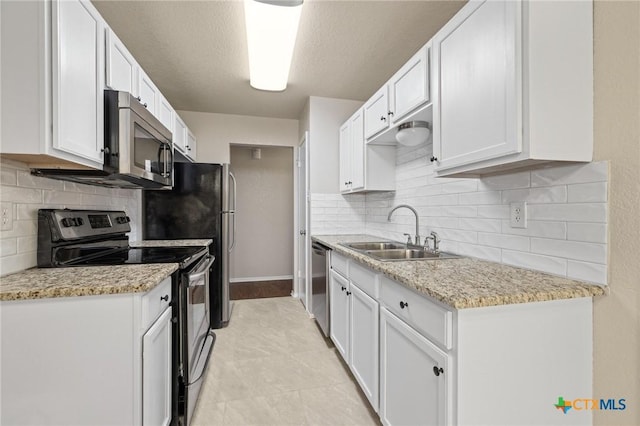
<box><xmin>165</xmin><ymin>143</ymin><xmax>173</xmax><ymax>179</ymax></box>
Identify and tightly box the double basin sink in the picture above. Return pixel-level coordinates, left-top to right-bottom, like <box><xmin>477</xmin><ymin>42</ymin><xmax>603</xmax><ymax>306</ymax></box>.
<box><xmin>341</xmin><ymin>241</ymin><xmax>460</xmax><ymax>262</ymax></box>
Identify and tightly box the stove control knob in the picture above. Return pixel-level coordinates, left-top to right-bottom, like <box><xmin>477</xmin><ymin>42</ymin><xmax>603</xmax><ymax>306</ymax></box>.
<box><xmin>61</xmin><ymin>218</ymin><xmax>71</xmax><ymax>227</ymax></box>
<box><xmin>75</xmin><ymin>218</ymin><xmax>84</xmax><ymax>226</ymax></box>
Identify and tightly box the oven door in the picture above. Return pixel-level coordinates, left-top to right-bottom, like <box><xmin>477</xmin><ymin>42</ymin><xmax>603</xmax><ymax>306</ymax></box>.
<box><xmin>117</xmin><ymin>103</ymin><xmax>173</xmax><ymax>187</ymax></box>
<box><xmin>182</xmin><ymin>254</ymin><xmax>216</xmax><ymax>426</ymax></box>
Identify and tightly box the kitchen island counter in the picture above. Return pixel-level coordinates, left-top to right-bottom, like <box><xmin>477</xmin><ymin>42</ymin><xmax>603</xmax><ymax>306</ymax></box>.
<box><xmin>0</xmin><ymin>263</ymin><xmax>178</xmax><ymax>302</ymax></box>
<box><xmin>313</xmin><ymin>234</ymin><xmax>606</xmax><ymax>309</ymax></box>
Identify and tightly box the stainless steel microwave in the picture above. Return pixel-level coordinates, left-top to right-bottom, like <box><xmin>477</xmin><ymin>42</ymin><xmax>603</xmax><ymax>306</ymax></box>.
<box><xmin>32</xmin><ymin>90</ymin><xmax>173</xmax><ymax>189</ymax></box>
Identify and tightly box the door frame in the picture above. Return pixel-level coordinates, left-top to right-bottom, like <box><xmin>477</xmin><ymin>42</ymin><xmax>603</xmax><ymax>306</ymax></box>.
<box><xmin>293</xmin><ymin>132</ymin><xmax>310</xmax><ymax>312</ymax></box>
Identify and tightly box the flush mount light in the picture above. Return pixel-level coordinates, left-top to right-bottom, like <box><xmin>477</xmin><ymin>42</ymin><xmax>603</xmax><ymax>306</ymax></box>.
<box><xmin>395</xmin><ymin>121</ymin><xmax>431</xmax><ymax>146</ymax></box>
<box><xmin>244</xmin><ymin>0</ymin><xmax>303</xmax><ymax>92</ymax></box>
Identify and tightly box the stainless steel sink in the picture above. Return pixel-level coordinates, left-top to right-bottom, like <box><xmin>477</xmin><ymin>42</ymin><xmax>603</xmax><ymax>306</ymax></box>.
<box><xmin>341</xmin><ymin>241</ymin><xmax>460</xmax><ymax>262</ymax></box>
<box><xmin>343</xmin><ymin>242</ymin><xmax>407</xmax><ymax>251</ymax></box>
<box><xmin>365</xmin><ymin>249</ymin><xmax>459</xmax><ymax>261</ymax></box>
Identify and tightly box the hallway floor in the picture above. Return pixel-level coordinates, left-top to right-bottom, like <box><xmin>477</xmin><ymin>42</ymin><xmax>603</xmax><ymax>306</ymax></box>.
<box><xmin>191</xmin><ymin>297</ymin><xmax>380</xmax><ymax>426</ymax></box>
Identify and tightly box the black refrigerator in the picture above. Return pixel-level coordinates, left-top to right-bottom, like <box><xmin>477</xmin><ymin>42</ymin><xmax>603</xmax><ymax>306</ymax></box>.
<box><xmin>143</xmin><ymin>162</ymin><xmax>235</xmax><ymax>329</ymax></box>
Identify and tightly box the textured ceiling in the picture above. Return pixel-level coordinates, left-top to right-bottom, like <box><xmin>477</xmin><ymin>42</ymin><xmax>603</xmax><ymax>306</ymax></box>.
<box><xmin>92</xmin><ymin>0</ymin><xmax>466</xmax><ymax>119</ymax></box>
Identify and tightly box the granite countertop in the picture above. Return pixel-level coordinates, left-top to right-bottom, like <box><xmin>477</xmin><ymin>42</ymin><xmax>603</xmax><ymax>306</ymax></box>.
<box><xmin>313</xmin><ymin>234</ymin><xmax>606</xmax><ymax>310</ymax></box>
<box><xmin>131</xmin><ymin>239</ymin><xmax>213</xmax><ymax>247</ymax></box>
<box><xmin>0</xmin><ymin>264</ymin><xmax>178</xmax><ymax>302</ymax></box>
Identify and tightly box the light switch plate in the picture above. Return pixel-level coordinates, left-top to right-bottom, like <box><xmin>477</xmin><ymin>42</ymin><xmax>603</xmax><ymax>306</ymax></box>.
<box><xmin>510</xmin><ymin>202</ymin><xmax>527</xmax><ymax>229</ymax></box>
<box><xmin>1</xmin><ymin>202</ymin><xmax>13</xmax><ymax>231</ymax></box>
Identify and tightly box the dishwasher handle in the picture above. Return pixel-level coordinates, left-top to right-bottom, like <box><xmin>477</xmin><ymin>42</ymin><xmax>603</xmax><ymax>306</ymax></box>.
<box><xmin>312</xmin><ymin>242</ymin><xmax>329</xmax><ymax>256</ymax></box>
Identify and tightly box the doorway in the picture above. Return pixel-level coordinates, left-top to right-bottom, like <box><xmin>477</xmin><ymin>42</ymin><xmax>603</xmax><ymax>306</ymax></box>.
<box><xmin>228</xmin><ymin>145</ymin><xmax>294</xmax><ymax>300</ymax></box>
<box><xmin>297</xmin><ymin>133</ymin><xmax>310</xmax><ymax>310</ymax></box>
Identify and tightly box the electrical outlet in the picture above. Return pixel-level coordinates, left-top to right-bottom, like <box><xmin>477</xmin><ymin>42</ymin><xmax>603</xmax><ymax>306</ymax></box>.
<box><xmin>510</xmin><ymin>202</ymin><xmax>527</xmax><ymax>229</ymax></box>
<box><xmin>1</xmin><ymin>202</ymin><xmax>13</xmax><ymax>231</ymax></box>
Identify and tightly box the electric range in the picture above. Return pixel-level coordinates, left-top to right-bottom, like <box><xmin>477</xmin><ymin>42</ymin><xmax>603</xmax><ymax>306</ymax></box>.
<box><xmin>37</xmin><ymin>209</ymin><xmax>215</xmax><ymax>426</ymax></box>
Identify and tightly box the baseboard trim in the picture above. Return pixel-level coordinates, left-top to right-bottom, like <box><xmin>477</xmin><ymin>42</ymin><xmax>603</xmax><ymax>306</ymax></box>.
<box><xmin>230</xmin><ymin>275</ymin><xmax>293</xmax><ymax>283</ymax></box>
<box><xmin>230</xmin><ymin>279</ymin><xmax>293</xmax><ymax>300</ymax></box>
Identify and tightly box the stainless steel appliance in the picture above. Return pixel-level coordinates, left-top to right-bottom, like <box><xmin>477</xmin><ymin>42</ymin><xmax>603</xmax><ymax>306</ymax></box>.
<box><xmin>143</xmin><ymin>163</ymin><xmax>236</xmax><ymax>329</ymax></box>
<box><xmin>36</xmin><ymin>209</ymin><xmax>215</xmax><ymax>426</ymax></box>
<box><xmin>32</xmin><ymin>90</ymin><xmax>173</xmax><ymax>189</ymax></box>
<box><xmin>311</xmin><ymin>241</ymin><xmax>330</xmax><ymax>336</ymax></box>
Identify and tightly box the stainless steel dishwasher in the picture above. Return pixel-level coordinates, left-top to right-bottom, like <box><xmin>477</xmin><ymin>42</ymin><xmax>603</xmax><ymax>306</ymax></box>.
<box><xmin>311</xmin><ymin>241</ymin><xmax>330</xmax><ymax>336</ymax></box>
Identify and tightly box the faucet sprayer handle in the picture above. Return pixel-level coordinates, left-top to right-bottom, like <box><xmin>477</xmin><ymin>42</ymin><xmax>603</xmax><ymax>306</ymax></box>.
<box><xmin>403</xmin><ymin>233</ymin><xmax>412</xmax><ymax>245</ymax></box>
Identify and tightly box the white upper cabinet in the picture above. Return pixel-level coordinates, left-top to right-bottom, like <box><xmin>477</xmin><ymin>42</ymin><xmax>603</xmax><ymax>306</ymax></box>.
<box><xmin>158</xmin><ymin>94</ymin><xmax>174</xmax><ymax>133</ymax></box>
<box><xmin>138</xmin><ymin>70</ymin><xmax>159</xmax><ymax>116</ymax></box>
<box><xmin>340</xmin><ymin>107</ymin><xmax>395</xmax><ymax>194</ymax></box>
<box><xmin>339</xmin><ymin>122</ymin><xmax>351</xmax><ymax>192</ymax></box>
<box><xmin>105</xmin><ymin>28</ymin><xmax>138</xmax><ymax>95</ymax></box>
<box><xmin>363</xmin><ymin>86</ymin><xmax>390</xmax><ymax>140</ymax></box>
<box><xmin>432</xmin><ymin>0</ymin><xmax>593</xmax><ymax>176</ymax></box>
<box><xmin>185</xmin><ymin>129</ymin><xmax>197</xmax><ymax>161</ymax></box>
<box><xmin>389</xmin><ymin>44</ymin><xmax>430</xmax><ymax>125</ymax></box>
<box><xmin>173</xmin><ymin>114</ymin><xmax>188</xmax><ymax>155</ymax></box>
<box><xmin>51</xmin><ymin>0</ymin><xmax>105</xmax><ymax>165</ymax></box>
<box><xmin>363</xmin><ymin>44</ymin><xmax>432</xmax><ymax>145</ymax></box>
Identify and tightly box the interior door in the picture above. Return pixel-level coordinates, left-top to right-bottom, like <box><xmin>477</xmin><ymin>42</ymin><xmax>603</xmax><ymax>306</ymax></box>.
<box><xmin>297</xmin><ymin>134</ymin><xmax>309</xmax><ymax>310</ymax></box>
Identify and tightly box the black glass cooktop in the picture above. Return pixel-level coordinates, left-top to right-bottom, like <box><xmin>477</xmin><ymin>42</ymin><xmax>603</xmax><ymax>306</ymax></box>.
<box><xmin>58</xmin><ymin>246</ymin><xmax>207</xmax><ymax>267</ymax></box>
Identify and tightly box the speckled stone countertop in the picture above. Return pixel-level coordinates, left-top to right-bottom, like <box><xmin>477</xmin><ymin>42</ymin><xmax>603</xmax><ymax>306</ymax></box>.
<box><xmin>0</xmin><ymin>264</ymin><xmax>178</xmax><ymax>302</ymax></box>
<box><xmin>131</xmin><ymin>239</ymin><xmax>212</xmax><ymax>247</ymax></box>
<box><xmin>313</xmin><ymin>234</ymin><xmax>606</xmax><ymax>310</ymax></box>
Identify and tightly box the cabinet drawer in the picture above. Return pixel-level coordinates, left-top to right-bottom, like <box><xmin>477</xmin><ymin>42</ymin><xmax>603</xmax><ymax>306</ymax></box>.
<box><xmin>379</xmin><ymin>275</ymin><xmax>452</xmax><ymax>349</ymax></box>
<box><xmin>349</xmin><ymin>261</ymin><xmax>378</xmax><ymax>299</ymax></box>
<box><xmin>141</xmin><ymin>276</ymin><xmax>172</xmax><ymax>331</ymax></box>
<box><xmin>331</xmin><ymin>252</ymin><xmax>349</xmax><ymax>278</ymax></box>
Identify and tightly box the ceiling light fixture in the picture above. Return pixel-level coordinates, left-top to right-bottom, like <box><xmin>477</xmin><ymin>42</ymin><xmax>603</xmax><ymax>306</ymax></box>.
<box><xmin>395</xmin><ymin>121</ymin><xmax>431</xmax><ymax>146</ymax></box>
<box><xmin>244</xmin><ymin>0</ymin><xmax>303</xmax><ymax>92</ymax></box>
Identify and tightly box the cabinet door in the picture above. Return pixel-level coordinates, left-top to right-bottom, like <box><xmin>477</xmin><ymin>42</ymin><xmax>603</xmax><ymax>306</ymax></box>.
<box><xmin>390</xmin><ymin>45</ymin><xmax>430</xmax><ymax>124</ymax></box>
<box><xmin>380</xmin><ymin>307</ymin><xmax>450</xmax><ymax>426</ymax></box>
<box><xmin>329</xmin><ymin>270</ymin><xmax>350</xmax><ymax>360</ymax></box>
<box><xmin>158</xmin><ymin>95</ymin><xmax>174</xmax><ymax>133</ymax></box>
<box><xmin>349</xmin><ymin>283</ymin><xmax>379</xmax><ymax>412</ymax></box>
<box><xmin>52</xmin><ymin>0</ymin><xmax>104</xmax><ymax>164</ymax></box>
<box><xmin>339</xmin><ymin>122</ymin><xmax>351</xmax><ymax>192</ymax></box>
<box><xmin>142</xmin><ymin>307</ymin><xmax>172</xmax><ymax>426</ymax></box>
<box><xmin>105</xmin><ymin>28</ymin><xmax>138</xmax><ymax>94</ymax></box>
<box><xmin>432</xmin><ymin>0</ymin><xmax>520</xmax><ymax>171</ymax></box>
<box><xmin>349</xmin><ymin>110</ymin><xmax>365</xmax><ymax>191</ymax></box>
<box><xmin>138</xmin><ymin>70</ymin><xmax>159</xmax><ymax>115</ymax></box>
<box><xmin>363</xmin><ymin>85</ymin><xmax>390</xmax><ymax>139</ymax></box>
<box><xmin>173</xmin><ymin>114</ymin><xmax>188</xmax><ymax>154</ymax></box>
<box><xmin>185</xmin><ymin>129</ymin><xmax>197</xmax><ymax>161</ymax></box>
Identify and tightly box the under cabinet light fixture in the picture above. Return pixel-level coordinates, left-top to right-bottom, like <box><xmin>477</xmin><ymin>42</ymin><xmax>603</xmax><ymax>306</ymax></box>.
<box><xmin>244</xmin><ymin>0</ymin><xmax>303</xmax><ymax>92</ymax></box>
<box><xmin>395</xmin><ymin>121</ymin><xmax>431</xmax><ymax>146</ymax></box>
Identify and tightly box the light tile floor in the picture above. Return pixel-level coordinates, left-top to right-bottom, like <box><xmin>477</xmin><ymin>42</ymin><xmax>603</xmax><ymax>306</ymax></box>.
<box><xmin>191</xmin><ymin>297</ymin><xmax>381</xmax><ymax>426</ymax></box>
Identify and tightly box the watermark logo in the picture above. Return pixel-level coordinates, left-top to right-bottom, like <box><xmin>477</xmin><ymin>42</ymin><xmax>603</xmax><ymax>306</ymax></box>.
<box><xmin>554</xmin><ymin>396</ymin><xmax>626</xmax><ymax>414</ymax></box>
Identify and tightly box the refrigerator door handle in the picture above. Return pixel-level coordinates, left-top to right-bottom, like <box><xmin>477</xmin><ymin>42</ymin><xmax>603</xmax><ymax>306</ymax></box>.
<box><xmin>229</xmin><ymin>172</ymin><xmax>237</xmax><ymax>252</ymax></box>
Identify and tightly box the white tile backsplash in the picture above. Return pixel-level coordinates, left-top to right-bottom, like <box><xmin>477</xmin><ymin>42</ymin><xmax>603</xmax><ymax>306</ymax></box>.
<box><xmin>0</xmin><ymin>159</ymin><xmax>142</xmax><ymax>276</ymax></box>
<box><xmin>310</xmin><ymin>142</ymin><xmax>608</xmax><ymax>285</ymax></box>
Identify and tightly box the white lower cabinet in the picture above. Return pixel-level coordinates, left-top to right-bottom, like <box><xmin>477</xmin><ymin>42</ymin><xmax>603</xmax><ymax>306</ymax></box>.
<box><xmin>329</xmin><ymin>252</ymin><xmax>595</xmax><ymax>426</ymax></box>
<box><xmin>142</xmin><ymin>307</ymin><xmax>172</xmax><ymax>426</ymax></box>
<box><xmin>380</xmin><ymin>307</ymin><xmax>449</xmax><ymax>426</ymax></box>
<box><xmin>0</xmin><ymin>277</ymin><xmax>173</xmax><ymax>426</ymax></box>
<box><xmin>349</xmin><ymin>283</ymin><xmax>379</xmax><ymax>411</ymax></box>
<box><xmin>329</xmin><ymin>255</ymin><xmax>380</xmax><ymax>412</ymax></box>
<box><xmin>329</xmin><ymin>269</ymin><xmax>350</xmax><ymax>360</ymax></box>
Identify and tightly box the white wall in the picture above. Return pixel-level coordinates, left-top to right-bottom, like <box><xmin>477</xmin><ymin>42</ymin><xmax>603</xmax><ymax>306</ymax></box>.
<box><xmin>229</xmin><ymin>146</ymin><xmax>294</xmax><ymax>282</ymax></box>
<box><xmin>0</xmin><ymin>158</ymin><xmax>141</xmax><ymax>276</ymax></box>
<box><xmin>311</xmin><ymin>143</ymin><xmax>608</xmax><ymax>286</ymax></box>
<box><xmin>178</xmin><ymin>110</ymin><xmax>299</xmax><ymax>164</ymax></box>
<box><xmin>307</xmin><ymin>97</ymin><xmax>363</xmax><ymax>194</ymax></box>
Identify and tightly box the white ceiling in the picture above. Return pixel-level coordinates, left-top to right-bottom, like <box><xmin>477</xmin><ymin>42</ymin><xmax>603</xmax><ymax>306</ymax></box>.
<box><xmin>92</xmin><ymin>0</ymin><xmax>466</xmax><ymax>120</ymax></box>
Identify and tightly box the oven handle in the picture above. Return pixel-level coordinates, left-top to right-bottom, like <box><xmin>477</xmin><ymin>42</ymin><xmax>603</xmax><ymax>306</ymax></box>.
<box><xmin>186</xmin><ymin>330</ymin><xmax>216</xmax><ymax>387</ymax></box>
<box><xmin>188</xmin><ymin>255</ymin><xmax>215</xmax><ymax>284</ymax></box>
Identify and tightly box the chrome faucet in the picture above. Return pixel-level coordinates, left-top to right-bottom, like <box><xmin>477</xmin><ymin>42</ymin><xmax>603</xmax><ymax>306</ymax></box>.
<box><xmin>424</xmin><ymin>231</ymin><xmax>441</xmax><ymax>254</ymax></box>
<box><xmin>387</xmin><ymin>204</ymin><xmax>420</xmax><ymax>245</ymax></box>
